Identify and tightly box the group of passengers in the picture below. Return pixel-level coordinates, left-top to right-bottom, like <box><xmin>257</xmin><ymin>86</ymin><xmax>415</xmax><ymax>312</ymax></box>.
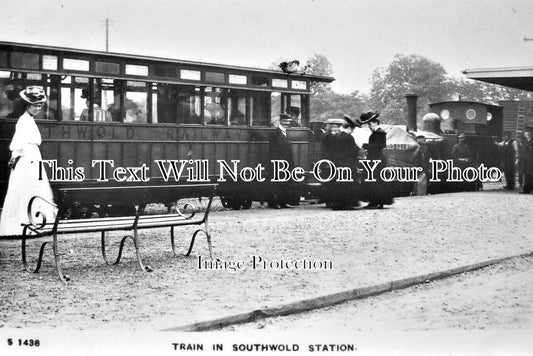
<box><xmin>267</xmin><ymin>108</ymin><xmax>394</xmax><ymax>211</ymax></box>
<box><xmin>321</xmin><ymin>111</ymin><xmax>394</xmax><ymax>210</ymax></box>
<box><xmin>495</xmin><ymin>127</ymin><xmax>533</xmax><ymax>194</ymax></box>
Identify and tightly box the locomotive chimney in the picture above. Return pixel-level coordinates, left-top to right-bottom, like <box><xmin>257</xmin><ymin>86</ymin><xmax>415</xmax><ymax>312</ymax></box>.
<box><xmin>405</xmin><ymin>93</ymin><xmax>418</xmax><ymax>132</ymax></box>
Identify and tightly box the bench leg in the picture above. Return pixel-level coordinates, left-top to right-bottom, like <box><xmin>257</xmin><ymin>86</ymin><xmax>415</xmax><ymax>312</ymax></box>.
<box><xmin>186</xmin><ymin>222</ymin><xmax>213</xmax><ymax>260</ymax></box>
<box><xmin>21</xmin><ymin>238</ymin><xmax>49</xmax><ymax>273</ymax></box>
<box><xmin>21</xmin><ymin>235</ymin><xmax>70</xmax><ymax>283</ymax></box>
<box><xmin>101</xmin><ymin>231</ymin><xmax>153</xmax><ymax>272</ymax></box>
<box><xmin>52</xmin><ymin>232</ymin><xmax>70</xmax><ymax>283</ymax></box>
<box><xmin>170</xmin><ymin>226</ymin><xmax>178</xmax><ymax>257</ymax></box>
<box><xmin>131</xmin><ymin>228</ymin><xmax>153</xmax><ymax>272</ymax></box>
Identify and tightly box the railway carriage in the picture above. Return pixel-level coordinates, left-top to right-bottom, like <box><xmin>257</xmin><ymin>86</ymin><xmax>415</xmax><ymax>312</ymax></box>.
<box><xmin>0</xmin><ymin>42</ymin><xmax>333</xmax><ymax>213</ymax></box>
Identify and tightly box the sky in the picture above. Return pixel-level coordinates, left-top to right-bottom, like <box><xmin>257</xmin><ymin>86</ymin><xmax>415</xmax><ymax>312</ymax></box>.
<box><xmin>1</xmin><ymin>0</ymin><xmax>533</xmax><ymax>94</ymax></box>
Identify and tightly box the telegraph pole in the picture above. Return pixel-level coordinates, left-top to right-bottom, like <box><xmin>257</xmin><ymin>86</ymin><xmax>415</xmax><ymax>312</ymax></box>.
<box><xmin>100</xmin><ymin>18</ymin><xmax>114</xmax><ymax>52</ymax></box>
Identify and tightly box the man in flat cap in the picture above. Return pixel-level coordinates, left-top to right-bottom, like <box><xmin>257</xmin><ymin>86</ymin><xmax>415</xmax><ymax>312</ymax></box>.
<box><xmin>451</xmin><ymin>132</ymin><xmax>476</xmax><ymax>192</ymax></box>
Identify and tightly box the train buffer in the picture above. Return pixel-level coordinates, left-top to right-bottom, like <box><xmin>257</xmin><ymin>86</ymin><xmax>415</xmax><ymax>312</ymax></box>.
<box><xmin>13</xmin><ymin>184</ymin><xmax>217</xmax><ymax>283</ymax></box>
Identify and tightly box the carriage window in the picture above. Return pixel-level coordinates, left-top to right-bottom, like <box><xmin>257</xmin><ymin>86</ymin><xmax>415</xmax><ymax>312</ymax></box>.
<box><xmin>0</xmin><ymin>51</ymin><xmax>7</xmax><ymax>67</ymax></box>
<box><xmin>251</xmin><ymin>76</ymin><xmax>268</xmax><ymax>86</ymax></box>
<box><xmin>272</xmin><ymin>79</ymin><xmax>288</xmax><ymax>88</ymax></box>
<box><xmin>0</xmin><ymin>72</ymin><xmax>59</xmax><ymax>120</ymax></box>
<box><xmin>204</xmin><ymin>87</ymin><xmax>227</xmax><ymax>125</ymax></box>
<box><xmin>154</xmin><ymin>64</ymin><xmax>177</xmax><ymax>78</ymax></box>
<box><xmin>228</xmin><ymin>89</ymin><xmax>247</xmax><ymax>126</ymax></box>
<box><xmin>288</xmin><ymin>95</ymin><xmax>302</xmax><ymax>127</ymax></box>
<box><xmin>125</xmin><ymin>64</ymin><xmax>148</xmax><ymax>76</ymax></box>
<box><xmin>151</xmin><ymin>83</ymin><xmax>159</xmax><ymax>123</ymax></box>
<box><xmin>63</xmin><ymin>58</ymin><xmax>89</xmax><ymax>71</ymax></box>
<box><xmin>152</xmin><ymin>83</ymin><xmax>175</xmax><ymax>124</ymax></box>
<box><xmin>151</xmin><ymin>84</ymin><xmax>201</xmax><ymax>124</ymax></box>
<box><xmin>61</xmin><ymin>76</ymin><xmax>90</xmax><ymax>120</ymax></box>
<box><xmin>97</xmin><ymin>78</ymin><xmax>120</xmax><ymax>122</ymax></box>
<box><xmin>11</xmin><ymin>52</ymin><xmax>39</xmax><ymax>70</ymax></box>
<box><xmin>125</xmin><ymin>81</ymin><xmax>148</xmax><ymax>123</ymax></box>
<box><xmin>95</xmin><ymin>61</ymin><xmax>120</xmax><ymax>75</ymax></box>
<box><xmin>177</xmin><ymin>85</ymin><xmax>201</xmax><ymax>124</ymax></box>
<box><xmin>291</xmin><ymin>80</ymin><xmax>307</xmax><ymax>90</ymax></box>
<box><xmin>271</xmin><ymin>92</ymin><xmax>283</xmax><ymax>125</ymax></box>
<box><xmin>61</xmin><ymin>77</ymin><xmax>117</xmax><ymax>122</ymax></box>
<box><xmin>43</xmin><ymin>75</ymin><xmax>60</xmax><ymax>121</ymax></box>
<box><xmin>205</xmin><ymin>72</ymin><xmax>225</xmax><ymax>83</ymax></box>
<box><xmin>251</xmin><ymin>91</ymin><xmax>270</xmax><ymax>127</ymax></box>
<box><xmin>181</xmin><ymin>69</ymin><xmax>201</xmax><ymax>81</ymax></box>
<box><xmin>42</xmin><ymin>55</ymin><xmax>58</xmax><ymax>71</ymax></box>
<box><xmin>229</xmin><ymin>74</ymin><xmax>247</xmax><ymax>85</ymax></box>
<box><xmin>0</xmin><ymin>77</ymin><xmax>19</xmax><ymax>119</ymax></box>
<box><xmin>27</xmin><ymin>73</ymin><xmax>42</xmax><ymax>81</ymax></box>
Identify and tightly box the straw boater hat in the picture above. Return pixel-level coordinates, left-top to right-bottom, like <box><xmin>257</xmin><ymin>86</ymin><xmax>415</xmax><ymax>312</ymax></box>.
<box><xmin>358</xmin><ymin>111</ymin><xmax>380</xmax><ymax>125</ymax></box>
<box><xmin>19</xmin><ymin>86</ymin><xmax>47</xmax><ymax>104</ymax></box>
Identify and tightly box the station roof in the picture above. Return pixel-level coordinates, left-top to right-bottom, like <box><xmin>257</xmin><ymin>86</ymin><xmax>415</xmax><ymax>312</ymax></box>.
<box><xmin>429</xmin><ymin>100</ymin><xmax>502</xmax><ymax>109</ymax></box>
<box><xmin>462</xmin><ymin>66</ymin><xmax>533</xmax><ymax>92</ymax></box>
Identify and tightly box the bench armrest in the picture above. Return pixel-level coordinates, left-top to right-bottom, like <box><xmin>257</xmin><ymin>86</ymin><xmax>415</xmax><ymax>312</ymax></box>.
<box><xmin>26</xmin><ymin>196</ymin><xmax>58</xmax><ymax>230</ymax></box>
<box><xmin>173</xmin><ymin>185</ymin><xmax>217</xmax><ymax>219</ymax></box>
<box><xmin>175</xmin><ymin>202</ymin><xmax>196</xmax><ymax>219</ymax></box>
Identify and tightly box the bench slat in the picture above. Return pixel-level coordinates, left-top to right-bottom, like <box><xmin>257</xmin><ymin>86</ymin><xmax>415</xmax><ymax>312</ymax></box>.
<box><xmin>27</xmin><ymin>212</ymin><xmax>207</xmax><ymax>237</ymax></box>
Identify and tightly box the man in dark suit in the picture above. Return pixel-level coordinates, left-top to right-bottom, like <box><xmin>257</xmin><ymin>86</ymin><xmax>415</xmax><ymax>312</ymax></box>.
<box><xmin>268</xmin><ymin>114</ymin><xmax>295</xmax><ymax>208</ymax></box>
<box><xmin>520</xmin><ymin>126</ymin><xmax>533</xmax><ymax>194</ymax></box>
<box><xmin>495</xmin><ymin>131</ymin><xmax>518</xmax><ymax>190</ymax></box>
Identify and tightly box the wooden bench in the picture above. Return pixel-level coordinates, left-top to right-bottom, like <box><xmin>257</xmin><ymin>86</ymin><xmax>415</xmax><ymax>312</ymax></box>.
<box><xmin>18</xmin><ymin>184</ymin><xmax>217</xmax><ymax>283</ymax></box>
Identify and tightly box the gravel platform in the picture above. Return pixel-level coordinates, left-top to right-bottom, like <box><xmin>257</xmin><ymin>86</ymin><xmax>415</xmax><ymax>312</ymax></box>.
<box><xmin>0</xmin><ymin>187</ymin><xmax>532</xmax><ymax>331</ymax></box>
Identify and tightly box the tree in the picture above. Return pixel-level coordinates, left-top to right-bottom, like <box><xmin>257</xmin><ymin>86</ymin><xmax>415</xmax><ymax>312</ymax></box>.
<box><xmin>369</xmin><ymin>53</ymin><xmax>533</xmax><ymax>124</ymax></box>
<box><xmin>304</xmin><ymin>54</ymin><xmax>368</xmax><ymax>121</ymax></box>
<box><xmin>310</xmin><ymin>88</ymin><xmax>368</xmax><ymax>121</ymax></box>
<box><xmin>369</xmin><ymin>54</ymin><xmax>450</xmax><ymax>124</ymax></box>
<box><xmin>305</xmin><ymin>54</ymin><xmax>334</xmax><ymax>95</ymax></box>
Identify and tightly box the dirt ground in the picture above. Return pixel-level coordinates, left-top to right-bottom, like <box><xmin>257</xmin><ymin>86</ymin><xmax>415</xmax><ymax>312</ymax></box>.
<box><xmin>229</xmin><ymin>255</ymin><xmax>533</xmax><ymax>332</ymax></box>
<box><xmin>0</xmin><ymin>186</ymin><xmax>532</xmax><ymax>332</ymax></box>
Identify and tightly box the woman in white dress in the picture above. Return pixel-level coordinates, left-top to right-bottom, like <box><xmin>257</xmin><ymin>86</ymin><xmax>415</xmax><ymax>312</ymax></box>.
<box><xmin>0</xmin><ymin>86</ymin><xmax>55</xmax><ymax>237</ymax></box>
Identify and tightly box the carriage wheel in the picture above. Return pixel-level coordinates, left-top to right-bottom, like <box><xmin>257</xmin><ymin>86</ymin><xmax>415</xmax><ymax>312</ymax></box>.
<box><xmin>220</xmin><ymin>195</ymin><xmax>239</xmax><ymax>210</ymax></box>
<box><xmin>241</xmin><ymin>200</ymin><xmax>252</xmax><ymax>209</ymax></box>
<box><xmin>220</xmin><ymin>195</ymin><xmax>252</xmax><ymax>210</ymax></box>
<box><xmin>220</xmin><ymin>195</ymin><xmax>232</xmax><ymax>209</ymax></box>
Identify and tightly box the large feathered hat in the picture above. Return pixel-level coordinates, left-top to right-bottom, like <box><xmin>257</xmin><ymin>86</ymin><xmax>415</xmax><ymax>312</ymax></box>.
<box><xmin>19</xmin><ymin>86</ymin><xmax>47</xmax><ymax>104</ymax></box>
<box><xmin>359</xmin><ymin>110</ymin><xmax>380</xmax><ymax>125</ymax></box>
